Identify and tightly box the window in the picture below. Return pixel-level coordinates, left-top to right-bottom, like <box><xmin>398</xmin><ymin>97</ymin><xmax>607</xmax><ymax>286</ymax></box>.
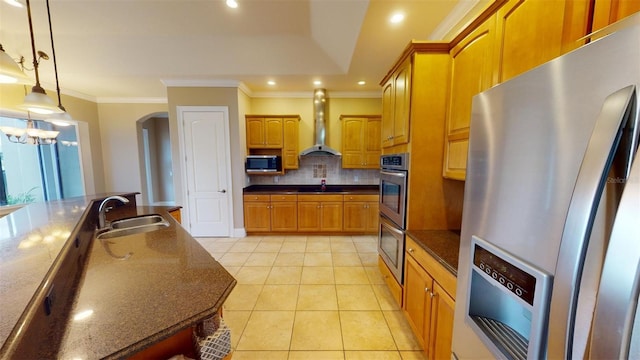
<box><xmin>0</xmin><ymin>116</ymin><xmax>84</xmax><ymax>206</ymax></box>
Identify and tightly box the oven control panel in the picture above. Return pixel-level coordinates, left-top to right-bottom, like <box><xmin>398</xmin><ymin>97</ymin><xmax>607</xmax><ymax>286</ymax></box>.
<box><xmin>381</xmin><ymin>153</ymin><xmax>409</xmax><ymax>170</ymax></box>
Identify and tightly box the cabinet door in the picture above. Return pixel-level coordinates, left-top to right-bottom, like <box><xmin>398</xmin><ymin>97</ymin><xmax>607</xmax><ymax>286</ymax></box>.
<box><xmin>444</xmin><ymin>16</ymin><xmax>496</xmax><ymax>180</ymax></box>
<box><xmin>244</xmin><ymin>201</ymin><xmax>271</xmax><ymax>232</ymax></box>
<box><xmin>429</xmin><ymin>283</ymin><xmax>455</xmax><ymax>360</ymax></box>
<box><xmin>246</xmin><ymin>117</ymin><xmax>266</xmax><ymax>148</ymax></box>
<box><xmin>392</xmin><ymin>59</ymin><xmax>412</xmax><ymax>146</ymax></box>
<box><xmin>381</xmin><ymin>80</ymin><xmax>395</xmax><ymax>148</ymax></box>
<box><xmin>343</xmin><ymin>202</ymin><xmax>367</xmax><ymax>232</ymax></box>
<box><xmin>592</xmin><ymin>0</ymin><xmax>640</xmax><ymax>31</ymax></box>
<box><xmin>271</xmin><ymin>201</ymin><xmax>297</xmax><ymax>232</ymax></box>
<box><xmin>342</xmin><ymin>117</ymin><xmax>365</xmax><ymax>168</ymax></box>
<box><xmin>495</xmin><ymin>0</ymin><xmax>571</xmax><ymax>83</ymax></box>
<box><xmin>320</xmin><ymin>201</ymin><xmax>343</xmax><ymax>231</ymax></box>
<box><xmin>264</xmin><ymin>117</ymin><xmax>284</xmax><ymax>148</ymax></box>
<box><xmin>297</xmin><ymin>201</ymin><xmax>321</xmax><ymax>231</ymax></box>
<box><xmin>364</xmin><ymin>117</ymin><xmax>381</xmax><ymax>168</ymax></box>
<box><xmin>365</xmin><ymin>201</ymin><xmax>379</xmax><ymax>233</ymax></box>
<box><xmin>283</xmin><ymin>117</ymin><xmax>299</xmax><ymax>169</ymax></box>
<box><xmin>403</xmin><ymin>254</ymin><xmax>433</xmax><ymax>346</ymax></box>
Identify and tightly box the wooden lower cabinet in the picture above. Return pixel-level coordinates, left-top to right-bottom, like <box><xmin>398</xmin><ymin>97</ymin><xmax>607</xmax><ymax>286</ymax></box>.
<box><xmin>243</xmin><ymin>194</ymin><xmax>297</xmax><ymax>232</ymax></box>
<box><xmin>297</xmin><ymin>195</ymin><xmax>343</xmax><ymax>232</ymax></box>
<box><xmin>168</xmin><ymin>208</ymin><xmax>182</xmax><ymax>224</ymax></box>
<box><xmin>343</xmin><ymin>194</ymin><xmax>379</xmax><ymax>233</ymax></box>
<box><xmin>378</xmin><ymin>256</ymin><xmax>403</xmax><ymax>307</ymax></box>
<box><xmin>403</xmin><ymin>237</ymin><xmax>456</xmax><ymax>359</ymax></box>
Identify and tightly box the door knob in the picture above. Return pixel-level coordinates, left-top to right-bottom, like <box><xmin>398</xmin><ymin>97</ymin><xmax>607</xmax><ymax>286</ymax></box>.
<box><xmin>219</xmin><ymin>189</ymin><xmax>226</xmax><ymax>193</ymax></box>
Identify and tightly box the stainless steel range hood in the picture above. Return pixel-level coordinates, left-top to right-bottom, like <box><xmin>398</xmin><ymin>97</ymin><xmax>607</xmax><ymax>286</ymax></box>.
<box><xmin>300</xmin><ymin>88</ymin><xmax>341</xmax><ymax>156</ymax></box>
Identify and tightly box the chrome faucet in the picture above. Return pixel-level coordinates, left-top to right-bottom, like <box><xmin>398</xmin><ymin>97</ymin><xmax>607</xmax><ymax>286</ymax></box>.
<box><xmin>98</xmin><ymin>195</ymin><xmax>130</xmax><ymax>229</ymax></box>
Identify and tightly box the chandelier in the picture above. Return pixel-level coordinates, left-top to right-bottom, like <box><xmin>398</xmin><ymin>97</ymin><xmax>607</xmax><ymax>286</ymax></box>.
<box><xmin>0</xmin><ymin>119</ymin><xmax>58</xmax><ymax>145</ymax></box>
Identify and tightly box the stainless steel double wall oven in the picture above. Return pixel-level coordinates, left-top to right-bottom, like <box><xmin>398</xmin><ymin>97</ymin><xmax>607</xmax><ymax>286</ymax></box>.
<box><xmin>378</xmin><ymin>153</ymin><xmax>409</xmax><ymax>284</ymax></box>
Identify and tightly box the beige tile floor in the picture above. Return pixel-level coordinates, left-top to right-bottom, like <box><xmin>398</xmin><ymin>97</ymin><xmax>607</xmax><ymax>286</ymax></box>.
<box><xmin>196</xmin><ymin>235</ymin><xmax>427</xmax><ymax>360</ymax></box>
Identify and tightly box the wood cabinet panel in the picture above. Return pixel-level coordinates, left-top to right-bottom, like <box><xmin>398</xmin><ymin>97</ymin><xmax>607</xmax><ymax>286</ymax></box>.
<box><xmin>283</xmin><ymin>116</ymin><xmax>300</xmax><ymax>169</ymax></box>
<box><xmin>593</xmin><ymin>0</ymin><xmax>640</xmax><ymax>31</ymax></box>
<box><xmin>341</xmin><ymin>115</ymin><xmax>381</xmax><ymax>169</ymax></box>
<box><xmin>243</xmin><ymin>201</ymin><xmax>271</xmax><ymax>232</ymax></box>
<box><xmin>245</xmin><ymin>116</ymin><xmax>284</xmax><ymax>149</ymax></box>
<box><xmin>343</xmin><ymin>194</ymin><xmax>379</xmax><ymax>233</ymax></box>
<box><xmin>444</xmin><ymin>16</ymin><xmax>496</xmax><ymax>180</ymax></box>
<box><xmin>246</xmin><ymin>117</ymin><xmax>267</xmax><ymax>148</ymax></box>
<box><xmin>381</xmin><ymin>57</ymin><xmax>412</xmax><ymax>148</ymax></box>
<box><xmin>429</xmin><ymin>282</ymin><xmax>455</xmax><ymax>360</ymax></box>
<box><xmin>378</xmin><ymin>256</ymin><xmax>403</xmax><ymax>307</ymax></box>
<box><xmin>381</xmin><ymin>81</ymin><xmax>395</xmax><ymax>148</ymax></box>
<box><xmin>404</xmin><ymin>255</ymin><xmax>433</xmax><ymax>345</ymax></box>
<box><xmin>297</xmin><ymin>201</ymin><xmax>322</xmax><ymax>231</ymax></box>
<box><xmin>271</xmin><ymin>201</ymin><xmax>297</xmax><ymax>232</ymax></box>
<box><xmin>320</xmin><ymin>202</ymin><xmax>343</xmax><ymax>231</ymax></box>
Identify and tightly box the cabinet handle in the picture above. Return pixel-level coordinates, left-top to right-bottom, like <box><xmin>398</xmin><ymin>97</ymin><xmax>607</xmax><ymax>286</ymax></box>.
<box><xmin>425</xmin><ymin>287</ymin><xmax>430</xmax><ymax>293</ymax></box>
<box><xmin>408</xmin><ymin>248</ymin><xmax>414</xmax><ymax>253</ymax></box>
<box><xmin>430</xmin><ymin>292</ymin><xmax>436</xmax><ymax>299</ymax></box>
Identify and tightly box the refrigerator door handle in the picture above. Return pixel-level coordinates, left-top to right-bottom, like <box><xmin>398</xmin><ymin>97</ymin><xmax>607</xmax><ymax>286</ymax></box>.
<box><xmin>547</xmin><ymin>85</ymin><xmax>638</xmax><ymax>358</ymax></box>
<box><xmin>590</xmin><ymin>151</ymin><xmax>640</xmax><ymax>358</ymax></box>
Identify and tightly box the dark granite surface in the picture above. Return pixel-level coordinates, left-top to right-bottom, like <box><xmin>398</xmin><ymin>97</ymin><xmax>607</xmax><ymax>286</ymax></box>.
<box><xmin>406</xmin><ymin>229</ymin><xmax>461</xmax><ymax>276</ymax></box>
<box><xmin>244</xmin><ymin>184</ymin><xmax>379</xmax><ymax>194</ymax></box>
<box><xmin>0</xmin><ymin>196</ymin><xmax>235</xmax><ymax>359</ymax></box>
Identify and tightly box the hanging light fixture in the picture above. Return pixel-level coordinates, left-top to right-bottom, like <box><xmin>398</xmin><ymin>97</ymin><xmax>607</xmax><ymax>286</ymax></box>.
<box><xmin>44</xmin><ymin>0</ymin><xmax>73</xmax><ymax>126</ymax></box>
<box><xmin>17</xmin><ymin>0</ymin><xmax>63</xmax><ymax>115</ymax></box>
<box><xmin>0</xmin><ymin>119</ymin><xmax>58</xmax><ymax>145</ymax></box>
<box><xmin>0</xmin><ymin>44</ymin><xmax>31</xmax><ymax>84</ymax></box>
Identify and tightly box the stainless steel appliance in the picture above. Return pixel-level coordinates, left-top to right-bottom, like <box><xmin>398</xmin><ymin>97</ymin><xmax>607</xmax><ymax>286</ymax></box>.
<box><xmin>378</xmin><ymin>153</ymin><xmax>409</xmax><ymax>284</ymax></box>
<box><xmin>245</xmin><ymin>155</ymin><xmax>282</xmax><ymax>173</ymax></box>
<box><xmin>453</xmin><ymin>14</ymin><xmax>640</xmax><ymax>360</ymax></box>
<box><xmin>379</xmin><ymin>153</ymin><xmax>408</xmax><ymax>228</ymax></box>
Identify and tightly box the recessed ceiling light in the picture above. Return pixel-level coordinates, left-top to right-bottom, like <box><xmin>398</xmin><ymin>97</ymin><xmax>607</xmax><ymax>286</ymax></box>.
<box><xmin>4</xmin><ymin>0</ymin><xmax>24</xmax><ymax>7</ymax></box>
<box><xmin>313</xmin><ymin>80</ymin><xmax>322</xmax><ymax>86</ymax></box>
<box><xmin>267</xmin><ymin>80</ymin><xmax>276</xmax><ymax>86</ymax></box>
<box><xmin>226</xmin><ymin>0</ymin><xmax>238</xmax><ymax>9</ymax></box>
<box><xmin>390</xmin><ymin>12</ymin><xmax>404</xmax><ymax>24</ymax></box>
<box><xmin>357</xmin><ymin>81</ymin><xmax>366</xmax><ymax>86</ymax></box>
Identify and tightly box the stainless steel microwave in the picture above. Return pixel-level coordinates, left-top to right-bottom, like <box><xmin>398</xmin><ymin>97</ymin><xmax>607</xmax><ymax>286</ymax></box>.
<box><xmin>245</xmin><ymin>155</ymin><xmax>282</xmax><ymax>173</ymax></box>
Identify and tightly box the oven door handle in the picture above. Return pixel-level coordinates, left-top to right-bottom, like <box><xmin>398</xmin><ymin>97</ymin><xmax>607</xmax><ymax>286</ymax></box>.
<box><xmin>381</xmin><ymin>220</ymin><xmax>404</xmax><ymax>235</ymax></box>
<box><xmin>381</xmin><ymin>170</ymin><xmax>407</xmax><ymax>178</ymax></box>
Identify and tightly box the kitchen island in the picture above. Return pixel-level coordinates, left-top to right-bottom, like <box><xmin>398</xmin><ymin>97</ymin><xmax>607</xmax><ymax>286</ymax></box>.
<box><xmin>0</xmin><ymin>194</ymin><xmax>236</xmax><ymax>359</ymax></box>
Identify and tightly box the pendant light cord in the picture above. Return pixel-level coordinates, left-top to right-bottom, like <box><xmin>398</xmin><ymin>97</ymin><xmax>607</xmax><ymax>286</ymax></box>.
<box><xmin>25</xmin><ymin>0</ymin><xmax>43</xmax><ymax>92</ymax></box>
<box><xmin>45</xmin><ymin>0</ymin><xmax>64</xmax><ymax>111</ymax></box>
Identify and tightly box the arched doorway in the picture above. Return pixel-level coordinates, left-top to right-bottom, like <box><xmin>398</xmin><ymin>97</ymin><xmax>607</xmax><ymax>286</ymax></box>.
<box><xmin>137</xmin><ymin>113</ymin><xmax>175</xmax><ymax>205</ymax></box>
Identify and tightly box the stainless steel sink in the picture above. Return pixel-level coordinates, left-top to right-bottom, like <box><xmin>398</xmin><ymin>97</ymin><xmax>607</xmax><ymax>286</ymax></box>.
<box><xmin>110</xmin><ymin>214</ymin><xmax>167</xmax><ymax>229</ymax></box>
<box><xmin>96</xmin><ymin>214</ymin><xmax>170</xmax><ymax>240</ymax></box>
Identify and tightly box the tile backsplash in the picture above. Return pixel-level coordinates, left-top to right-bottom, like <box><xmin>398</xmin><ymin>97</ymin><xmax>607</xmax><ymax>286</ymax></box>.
<box><xmin>248</xmin><ymin>156</ymin><xmax>380</xmax><ymax>185</ymax></box>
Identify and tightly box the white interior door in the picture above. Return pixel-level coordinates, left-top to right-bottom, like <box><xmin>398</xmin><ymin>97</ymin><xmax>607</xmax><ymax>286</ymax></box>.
<box><xmin>178</xmin><ymin>107</ymin><xmax>232</xmax><ymax>237</ymax></box>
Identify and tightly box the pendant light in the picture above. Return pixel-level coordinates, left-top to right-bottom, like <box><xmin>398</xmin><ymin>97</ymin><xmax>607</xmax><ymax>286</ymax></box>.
<box><xmin>17</xmin><ymin>0</ymin><xmax>63</xmax><ymax>115</ymax></box>
<box><xmin>43</xmin><ymin>0</ymin><xmax>73</xmax><ymax>126</ymax></box>
<box><xmin>0</xmin><ymin>44</ymin><xmax>31</xmax><ymax>84</ymax></box>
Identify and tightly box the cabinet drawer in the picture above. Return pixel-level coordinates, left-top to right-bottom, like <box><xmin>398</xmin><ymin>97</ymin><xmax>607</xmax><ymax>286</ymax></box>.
<box><xmin>298</xmin><ymin>194</ymin><xmax>343</xmax><ymax>202</ymax></box>
<box><xmin>406</xmin><ymin>236</ymin><xmax>456</xmax><ymax>299</ymax></box>
<box><xmin>378</xmin><ymin>256</ymin><xmax>403</xmax><ymax>307</ymax></box>
<box><xmin>243</xmin><ymin>194</ymin><xmax>270</xmax><ymax>202</ymax></box>
<box><xmin>270</xmin><ymin>194</ymin><xmax>297</xmax><ymax>202</ymax></box>
<box><xmin>344</xmin><ymin>194</ymin><xmax>378</xmax><ymax>202</ymax></box>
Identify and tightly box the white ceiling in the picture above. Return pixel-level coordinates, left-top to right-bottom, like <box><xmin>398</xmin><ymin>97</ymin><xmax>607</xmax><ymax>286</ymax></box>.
<box><xmin>0</xmin><ymin>0</ymin><xmax>483</xmax><ymax>102</ymax></box>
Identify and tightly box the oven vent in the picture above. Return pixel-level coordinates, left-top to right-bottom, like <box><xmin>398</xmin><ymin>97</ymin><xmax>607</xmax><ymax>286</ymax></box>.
<box><xmin>300</xmin><ymin>88</ymin><xmax>341</xmax><ymax>156</ymax></box>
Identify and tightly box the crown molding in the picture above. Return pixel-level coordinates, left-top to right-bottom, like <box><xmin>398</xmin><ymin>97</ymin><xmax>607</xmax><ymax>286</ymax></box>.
<box><xmin>96</xmin><ymin>97</ymin><xmax>168</xmax><ymax>104</ymax></box>
<box><xmin>251</xmin><ymin>90</ymin><xmax>381</xmax><ymax>99</ymax></box>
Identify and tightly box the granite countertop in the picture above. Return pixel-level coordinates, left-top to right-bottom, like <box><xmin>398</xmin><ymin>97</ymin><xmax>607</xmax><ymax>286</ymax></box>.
<box><xmin>0</xmin><ymin>196</ymin><xmax>235</xmax><ymax>359</ymax></box>
<box><xmin>244</xmin><ymin>184</ymin><xmax>379</xmax><ymax>194</ymax></box>
<box><xmin>405</xmin><ymin>229</ymin><xmax>461</xmax><ymax>276</ymax></box>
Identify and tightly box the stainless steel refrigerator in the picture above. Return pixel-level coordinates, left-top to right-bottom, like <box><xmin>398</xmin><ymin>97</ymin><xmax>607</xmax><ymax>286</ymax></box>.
<box><xmin>452</xmin><ymin>14</ymin><xmax>640</xmax><ymax>360</ymax></box>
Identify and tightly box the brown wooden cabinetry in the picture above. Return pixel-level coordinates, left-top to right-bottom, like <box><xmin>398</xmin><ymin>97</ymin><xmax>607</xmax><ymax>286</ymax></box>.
<box><xmin>168</xmin><ymin>208</ymin><xmax>181</xmax><ymax>224</ymax></box>
<box><xmin>341</xmin><ymin>115</ymin><xmax>381</xmax><ymax>169</ymax></box>
<box><xmin>381</xmin><ymin>58</ymin><xmax>411</xmax><ymax>148</ymax></box>
<box><xmin>343</xmin><ymin>194</ymin><xmax>379</xmax><ymax>232</ymax></box>
<box><xmin>403</xmin><ymin>236</ymin><xmax>456</xmax><ymax>358</ymax></box>
<box><xmin>243</xmin><ymin>194</ymin><xmax>297</xmax><ymax>232</ymax></box>
<box><xmin>297</xmin><ymin>194</ymin><xmax>343</xmax><ymax>232</ymax></box>
<box><xmin>443</xmin><ymin>16</ymin><xmax>497</xmax><ymax>181</ymax></box>
<box><xmin>592</xmin><ymin>0</ymin><xmax>640</xmax><ymax>31</ymax></box>
<box><xmin>246</xmin><ymin>116</ymin><xmax>283</xmax><ymax>149</ymax></box>
<box><xmin>282</xmin><ymin>116</ymin><xmax>300</xmax><ymax>169</ymax></box>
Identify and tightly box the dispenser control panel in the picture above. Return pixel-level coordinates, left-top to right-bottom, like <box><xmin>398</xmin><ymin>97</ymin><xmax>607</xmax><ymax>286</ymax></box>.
<box><xmin>473</xmin><ymin>244</ymin><xmax>537</xmax><ymax>305</ymax></box>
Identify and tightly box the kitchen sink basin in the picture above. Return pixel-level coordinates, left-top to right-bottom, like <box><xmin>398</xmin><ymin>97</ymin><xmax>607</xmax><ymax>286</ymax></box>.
<box><xmin>110</xmin><ymin>214</ymin><xmax>167</xmax><ymax>229</ymax></box>
<box><xmin>96</xmin><ymin>214</ymin><xmax>170</xmax><ymax>240</ymax></box>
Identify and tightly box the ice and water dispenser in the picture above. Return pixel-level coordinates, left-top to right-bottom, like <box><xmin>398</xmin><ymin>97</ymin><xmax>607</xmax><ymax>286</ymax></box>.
<box><xmin>466</xmin><ymin>236</ymin><xmax>553</xmax><ymax>360</ymax></box>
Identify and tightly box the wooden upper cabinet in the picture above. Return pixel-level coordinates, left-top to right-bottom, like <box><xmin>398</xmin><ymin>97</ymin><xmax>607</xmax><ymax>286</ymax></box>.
<box><xmin>381</xmin><ymin>57</ymin><xmax>412</xmax><ymax>148</ymax></box>
<box><xmin>495</xmin><ymin>0</ymin><xmax>592</xmax><ymax>83</ymax></box>
<box><xmin>282</xmin><ymin>116</ymin><xmax>300</xmax><ymax>169</ymax></box>
<box><xmin>444</xmin><ymin>16</ymin><xmax>497</xmax><ymax>180</ymax></box>
<box><xmin>341</xmin><ymin>115</ymin><xmax>381</xmax><ymax>169</ymax></box>
<box><xmin>246</xmin><ymin>116</ymin><xmax>283</xmax><ymax>149</ymax></box>
<box><xmin>592</xmin><ymin>0</ymin><xmax>640</xmax><ymax>31</ymax></box>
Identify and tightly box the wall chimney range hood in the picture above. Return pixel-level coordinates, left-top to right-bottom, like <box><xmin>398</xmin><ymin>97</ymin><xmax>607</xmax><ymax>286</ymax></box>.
<box><xmin>300</xmin><ymin>88</ymin><xmax>341</xmax><ymax>156</ymax></box>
